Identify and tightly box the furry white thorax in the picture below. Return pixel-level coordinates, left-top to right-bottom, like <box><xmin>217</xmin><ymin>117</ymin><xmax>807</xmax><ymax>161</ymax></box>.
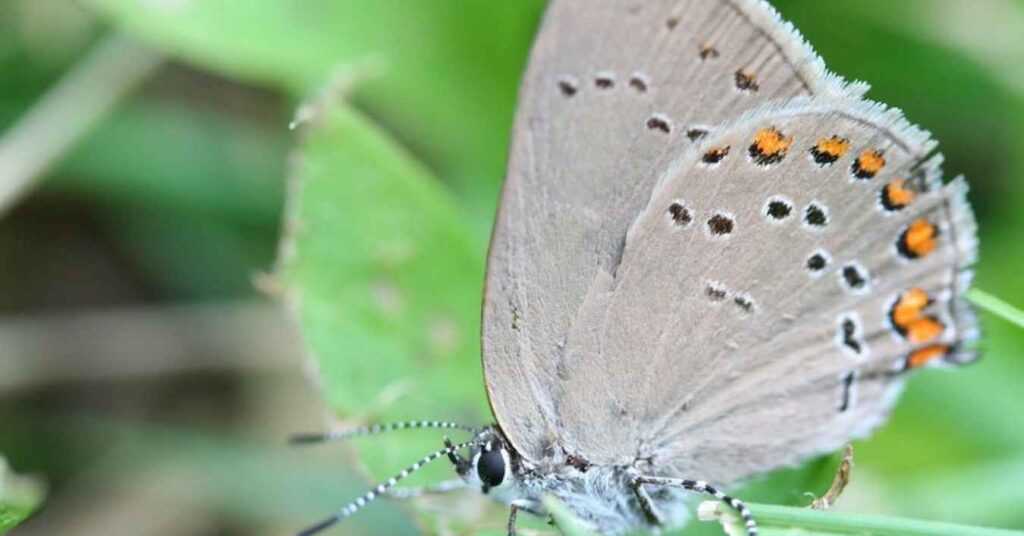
<box><xmin>463</xmin><ymin>427</ymin><xmax>692</xmax><ymax>534</ymax></box>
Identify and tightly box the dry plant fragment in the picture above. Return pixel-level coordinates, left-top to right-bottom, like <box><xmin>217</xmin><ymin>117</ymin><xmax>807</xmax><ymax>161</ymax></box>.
<box><xmin>809</xmin><ymin>443</ymin><xmax>854</xmax><ymax>509</ymax></box>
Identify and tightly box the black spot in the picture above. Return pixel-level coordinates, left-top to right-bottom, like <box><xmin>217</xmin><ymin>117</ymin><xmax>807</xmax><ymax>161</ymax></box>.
<box><xmin>734</xmin><ymin>69</ymin><xmax>758</xmax><ymax>92</ymax></box>
<box><xmin>838</xmin><ymin>371</ymin><xmax>856</xmax><ymax>412</ymax></box>
<box><xmin>806</xmin><ymin>253</ymin><xmax>827</xmax><ymax>272</ymax></box>
<box><xmin>766</xmin><ymin>200</ymin><xmax>792</xmax><ymax>220</ymax></box>
<box><xmin>686</xmin><ymin>128</ymin><xmax>708</xmax><ymax>141</ymax></box>
<box><xmin>646</xmin><ymin>115</ymin><xmax>671</xmax><ymax>133</ymax></box>
<box><xmin>629</xmin><ymin>76</ymin><xmax>648</xmax><ymax>93</ymax></box>
<box><xmin>733</xmin><ymin>294</ymin><xmax>754</xmax><ymax>313</ymax></box>
<box><xmin>707</xmin><ymin>213</ymin><xmax>734</xmax><ymax>236</ymax></box>
<box><xmin>804</xmin><ymin>204</ymin><xmax>828</xmax><ymax>227</ymax></box>
<box><xmin>810</xmin><ymin>146</ymin><xmax>836</xmax><ymax>165</ymax></box>
<box><xmin>557</xmin><ymin>79</ymin><xmax>578</xmax><ymax>97</ymax></box>
<box><xmin>595</xmin><ymin>74</ymin><xmax>614</xmax><ymax>89</ymax></box>
<box><xmin>842</xmin><ymin>318</ymin><xmax>856</xmax><ymax>338</ymax></box>
<box><xmin>705</xmin><ymin>284</ymin><xmax>727</xmax><ymax>302</ymax></box>
<box><xmin>749</xmin><ymin>145</ymin><xmax>785</xmax><ymax>166</ymax></box>
<box><xmin>840</xmin><ymin>317</ymin><xmax>862</xmax><ymax>354</ymax></box>
<box><xmin>702</xmin><ymin>146</ymin><xmax>730</xmax><ymax>164</ymax></box>
<box><xmin>667</xmin><ymin>202</ymin><xmax>691</xmax><ymax>226</ymax></box>
<box><xmin>842</xmin><ymin>264</ymin><xmax>868</xmax><ymax>291</ymax></box>
<box><xmin>666</xmin><ymin>16</ymin><xmax>680</xmax><ymax>29</ymax></box>
<box><xmin>699</xmin><ymin>45</ymin><xmax>719</xmax><ymax>60</ymax></box>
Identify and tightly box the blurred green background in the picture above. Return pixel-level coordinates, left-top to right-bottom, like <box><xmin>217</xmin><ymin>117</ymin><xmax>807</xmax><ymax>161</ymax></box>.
<box><xmin>0</xmin><ymin>1</ymin><xmax>1022</xmax><ymax>535</ymax></box>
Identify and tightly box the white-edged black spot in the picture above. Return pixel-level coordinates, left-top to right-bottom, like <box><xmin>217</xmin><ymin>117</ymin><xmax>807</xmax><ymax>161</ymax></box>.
<box><xmin>686</xmin><ymin>128</ymin><xmax>708</xmax><ymax>141</ymax></box>
<box><xmin>806</xmin><ymin>249</ymin><xmax>830</xmax><ymax>275</ymax></box>
<box><xmin>705</xmin><ymin>283</ymin><xmax>727</xmax><ymax>302</ymax></box>
<box><xmin>733</xmin><ymin>293</ymin><xmax>755</xmax><ymax>313</ymax></box>
<box><xmin>734</xmin><ymin>69</ymin><xmax>758</xmax><ymax>92</ymax></box>
<box><xmin>646</xmin><ymin>113</ymin><xmax>672</xmax><ymax>133</ymax></box>
<box><xmin>699</xmin><ymin>44</ymin><xmax>719</xmax><ymax>60</ymax></box>
<box><xmin>839</xmin><ymin>262</ymin><xmax>870</xmax><ymax>294</ymax></box>
<box><xmin>706</xmin><ymin>213</ymin><xmax>734</xmax><ymax>237</ymax></box>
<box><xmin>702</xmin><ymin>146</ymin><xmax>730</xmax><ymax>164</ymax></box>
<box><xmin>595</xmin><ymin>71</ymin><xmax>616</xmax><ymax>89</ymax></box>
<box><xmin>838</xmin><ymin>371</ymin><xmax>857</xmax><ymax>412</ymax></box>
<box><xmin>803</xmin><ymin>202</ymin><xmax>829</xmax><ymax>229</ymax></box>
<box><xmin>764</xmin><ymin>197</ymin><xmax>793</xmax><ymax>222</ymax></box>
<box><xmin>837</xmin><ymin>314</ymin><xmax>864</xmax><ymax>356</ymax></box>
<box><xmin>667</xmin><ymin>201</ymin><xmax>692</xmax><ymax>226</ymax></box>
<box><xmin>629</xmin><ymin>72</ymin><xmax>650</xmax><ymax>93</ymax></box>
<box><xmin>557</xmin><ymin>77</ymin><xmax>579</xmax><ymax>97</ymax></box>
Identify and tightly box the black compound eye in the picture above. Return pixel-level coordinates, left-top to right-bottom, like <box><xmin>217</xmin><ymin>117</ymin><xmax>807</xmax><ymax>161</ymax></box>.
<box><xmin>477</xmin><ymin>447</ymin><xmax>506</xmax><ymax>489</ymax></box>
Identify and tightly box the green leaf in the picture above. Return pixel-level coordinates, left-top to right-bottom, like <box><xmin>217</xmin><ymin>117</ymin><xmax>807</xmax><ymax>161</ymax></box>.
<box><xmin>278</xmin><ymin>99</ymin><xmax>490</xmax><ymax>495</ymax></box>
<box><xmin>0</xmin><ymin>457</ymin><xmax>44</xmax><ymax>534</ymax></box>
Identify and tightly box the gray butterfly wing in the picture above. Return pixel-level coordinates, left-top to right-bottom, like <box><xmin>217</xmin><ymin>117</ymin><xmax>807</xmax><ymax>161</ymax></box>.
<box><xmin>556</xmin><ymin>95</ymin><xmax>977</xmax><ymax>483</ymax></box>
<box><xmin>484</xmin><ymin>0</ymin><xmax>855</xmax><ymax>463</ymax></box>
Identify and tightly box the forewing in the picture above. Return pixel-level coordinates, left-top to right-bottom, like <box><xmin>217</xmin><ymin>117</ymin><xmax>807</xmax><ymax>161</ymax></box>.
<box><xmin>483</xmin><ymin>0</ymin><xmax>855</xmax><ymax>463</ymax></box>
<box><xmin>559</xmin><ymin>95</ymin><xmax>977</xmax><ymax>481</ymax></box>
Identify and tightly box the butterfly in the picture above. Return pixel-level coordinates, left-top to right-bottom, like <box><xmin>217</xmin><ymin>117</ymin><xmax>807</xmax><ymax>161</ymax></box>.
<box><xmin>294</xmin><ymin>1</ymin><xmax>978</xmax><ymax>534</ymax></box>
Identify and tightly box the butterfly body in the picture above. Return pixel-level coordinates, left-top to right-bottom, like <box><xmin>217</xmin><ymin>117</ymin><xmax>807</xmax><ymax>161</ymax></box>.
<box><xmin>460</xmin><ymin>427</ymin><xmax>693</xmax><ymax>535</ymax></box>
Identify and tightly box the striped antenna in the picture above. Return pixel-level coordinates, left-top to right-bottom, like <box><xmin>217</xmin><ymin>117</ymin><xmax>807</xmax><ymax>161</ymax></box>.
<box><xmin>295</xmin><ymin>439</ymin><xmax>476</xmax><ymax>536</ymax></box>
<box><xmin>289</xmin><ymin>420</ymin><xmax>478</xmax><ymax>445</ymax></box>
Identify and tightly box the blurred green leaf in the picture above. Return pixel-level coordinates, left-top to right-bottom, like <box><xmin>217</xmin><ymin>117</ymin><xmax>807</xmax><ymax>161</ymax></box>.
<box><xmin>279</xmin><ymin>99</ymin><xmax>490</xmax><ymax>496</ymax></box>
<box><xmin>89</xmin><ymin>0</ymin><xmax>544</xmax><ymax>227</ymax></box>
<box><xmin>51</xmin><ymin>100</ymin><xmax>287</xmax><ymax>226</ymax></box>
<box><xmin>0</xmin><ymin>456</ymin><xmax>44</xmax><ymax>534</ymax></box>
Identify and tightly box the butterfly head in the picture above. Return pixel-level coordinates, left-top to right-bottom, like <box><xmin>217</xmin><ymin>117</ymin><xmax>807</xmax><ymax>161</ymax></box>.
<box><xmin>452</xmin><ymin>427</ymin><xmax>517</xmax><ymax>494</ymax></box>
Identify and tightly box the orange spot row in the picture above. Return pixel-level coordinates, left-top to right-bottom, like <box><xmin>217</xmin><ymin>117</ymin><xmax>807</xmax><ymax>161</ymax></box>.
<box><xmin>881</xmin><ymin>178</ymin><xmax>915</xmax><ymax>211</ymax></box>
<box><xmin>810</xmin><ymin>136</ymin><xmax>850</xmax><ymax>165</ymax></box>
<box><xmin>898</xmin><ymin>219</ymin><xmax>939</xmax><ymax>259</ymax></box>
<box><xmin>702</xmin><ymin>145</ymin><xmax>730</xmax><ymax>164</ymax></box>
<box><xmin>853</xmin><ymin>149</ymin><xmax>886</xmax><ymax>179</ymax></box>
<box><xmin>749</xmin><ymin>128</ymin><xmax>793</xmax><ymax>165</ymax></box>
<box><xmin>906</xmin><ymin>344</ymin><xmax>951</xmax><ymax>370</ymax></box>
<box><xmin>890</xmin><ymin>288</ymin><xmax>950</xmax><ymax>370</ymax></box>
<box><xmin>906</xmin><ymin>317</ymin><xmax>945</xmax><ymax>344</ymax></box>
<box><xmin>890</xmin><ymin>287</ymin><xmax>945</xmax><ymax>342</ymax></box>
<box><xmin>891</xmin><ymin>287</ymin><xmax>930</xmax><ymax>327</ymax></box>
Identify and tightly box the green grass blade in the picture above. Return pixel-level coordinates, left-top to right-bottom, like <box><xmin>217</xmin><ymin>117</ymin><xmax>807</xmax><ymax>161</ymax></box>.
<box><xmin>701</xmin><ymin>501</ymin><xmax>1024</xmax><ymax>536</ymax></box>
<box><xmin>968</xmin><ymin>288</ymin><xmax>1024</xmax><ymax>331</ymax></box>
<box><xmin>543</xmin><ymin>496</ymin><xmax>592</xmax><ymax>536</ymax></box>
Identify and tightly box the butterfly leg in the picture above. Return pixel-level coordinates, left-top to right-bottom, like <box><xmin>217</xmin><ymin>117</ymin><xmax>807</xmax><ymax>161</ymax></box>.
<box><xmin>629</xmin><ymin>472</ymin><xmax>665</xmax><ymax>526</ymax></box>
<box><xmin>383</xmin><ymin>479</ymin><xmax>467</xmax><ymax>500</ymax></box>
<box><xmin>632</xmin><ymin>475</ymin><xmax>758</xmax><ymax>536</ymax></box>
<box><xmin>506</xmin><ymin>499</ymin><xmax>544</xmax><ymax>536</ymax></box>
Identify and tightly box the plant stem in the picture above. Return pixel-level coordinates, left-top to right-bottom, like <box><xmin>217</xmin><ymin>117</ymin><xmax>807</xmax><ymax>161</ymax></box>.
<box><xmin>0</xmin><ymin>33</ymin><xmax>162</xmax><ymax>217</ymax></box>
<box><xmin>967</xmin><ymin>288</ymin><xmax>1024</xmax><ymax>331</ymax></box>
<box><xmin>701</xmin><ymin>501</ymin><xmax>1024</xmax><ymax>536</ymax></box>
